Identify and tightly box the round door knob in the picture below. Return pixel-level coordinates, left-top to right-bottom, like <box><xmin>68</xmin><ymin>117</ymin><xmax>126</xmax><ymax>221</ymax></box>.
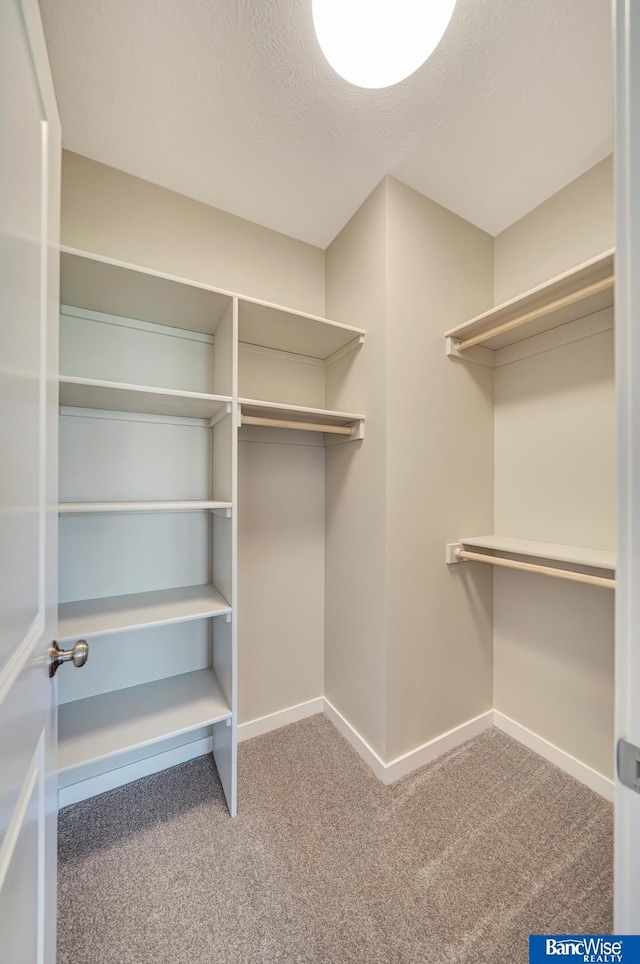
<box><xmin>48</xmin><ymin>639</ymin><xmax>89</xmax><ymax>677</ymax></box>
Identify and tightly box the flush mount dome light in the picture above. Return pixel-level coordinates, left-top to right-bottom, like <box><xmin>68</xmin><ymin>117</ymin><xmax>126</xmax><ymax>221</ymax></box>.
<box><xmin>312</xmin><ymin>0</ymin><xmax>457</xmax><ymax>89</ymax></box>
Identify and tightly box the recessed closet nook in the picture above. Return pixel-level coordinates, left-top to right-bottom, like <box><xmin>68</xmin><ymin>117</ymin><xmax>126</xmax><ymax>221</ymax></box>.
<box><xmin>56</xmin><ymin>150</ymin><xmax>616</xmax><ymax>812</ymax></box>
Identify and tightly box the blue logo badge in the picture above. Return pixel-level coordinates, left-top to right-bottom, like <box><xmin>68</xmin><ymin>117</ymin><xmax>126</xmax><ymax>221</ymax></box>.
<box><xmin>530</xmin><ymin>936</ymin><xmax>640</xmax><ymax>963</ymax></box>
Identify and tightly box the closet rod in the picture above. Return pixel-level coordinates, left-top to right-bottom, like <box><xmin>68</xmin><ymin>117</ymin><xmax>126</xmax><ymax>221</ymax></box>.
<box><xmin>241</xmin><ymin>414</ymin><xmax>353</xmax><ymax>436</ymax></box>
<box><xmin>457</xmin><ymin>275</ymin><xmax>615</xmax><ymax>352</ymax></box>
<box><xmin>456</xmin><ymin>548</ymin><xmax>616</xmax><ymax>589</ymax></box>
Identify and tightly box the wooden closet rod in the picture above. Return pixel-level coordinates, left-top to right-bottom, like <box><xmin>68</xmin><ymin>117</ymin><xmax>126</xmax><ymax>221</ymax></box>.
<box><xmin>241</xmin><ymin>414</ymin><xmax>353</xmax><ymax>436</ymax></box>
<box><xmin>456</xmin><ymin>549</ymin><xmax>616</xmax><ymax>589</ymax></box>
<box><xmin>457</xmin><ymin>275</ymin><xmax>615</xmax><ymax>352</ymax></box>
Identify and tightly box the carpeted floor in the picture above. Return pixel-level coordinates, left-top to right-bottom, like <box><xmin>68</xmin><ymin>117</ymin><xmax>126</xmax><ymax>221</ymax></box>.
<box><xmin>57</xmin><ymin>718</ymin><xmax>613</xmax><ymax>964</ymax></box>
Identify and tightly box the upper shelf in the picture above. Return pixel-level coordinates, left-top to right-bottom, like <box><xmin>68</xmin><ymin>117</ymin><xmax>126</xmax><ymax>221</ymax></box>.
<box><xmin>238</xmin><ymin>299</ymin><xmax>364</xmax><ymax>361</ymax></box>
<box><xmin>60</xmin><ymin>375</ymin><xmax>231</xmax><ymax>420</ymax></box>
<box><xmin>446</xmin><ymin>250</ymin><xmax>614</xmax><ymax>356</ymax></box>
<box><xmin>459</xmin><ymin>535</ymin><xmax>616</xmax><ymax>571</ymax></box>
<box><xmin>62</xmin><ymin>248</ymin><xmax>365</xmax><ymax>361</ymax></box>
<box><xmin>61</xmin><ymin>249</ymin><xmax>232</xmax><ymax>335</ymax></box>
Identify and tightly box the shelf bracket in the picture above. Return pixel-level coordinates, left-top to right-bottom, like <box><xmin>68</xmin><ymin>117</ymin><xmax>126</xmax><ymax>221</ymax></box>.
<box><xmin>210</xmin><ymin>402</ymin><xmax>233</xmax><ymax>428</ymax></box>
<box><xmin>225</xmin><ymin>613</ymin><xmax>232</xmax><ymax>623</ymax></box>
<box><xmin>324</xmin><ymin>419</ymin><xmax>365</xmax><ymax>446</ymax></box>
<box><xmin>210</xmin><ymin>506</ymin><xmax>232</xmax><ymax>518</ymax></box>
<box><xmin>445</xmin><ymin>336</ymin><xmax>495</xmax><ymax>368</ymax></box>
<box><xmin>446</xmin><ymin>542</ymin><xmax>464</xmax><ymax>565</ymax></box>
<box><xmin>324</xmin><ymin>335</ymin><xmax>364</xmax><ymax>368</ymax></box>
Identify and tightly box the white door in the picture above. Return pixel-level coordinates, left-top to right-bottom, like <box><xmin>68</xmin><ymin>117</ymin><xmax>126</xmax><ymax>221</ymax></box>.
<box><xmin>0</xmin><ymin>0</ymin><xmax>61</xmax><ymax>961</ymax></box>
<box><xmin>615</xmin><ymin>0</ymin><xmax>640</xmax><ymax>933</ymax></box>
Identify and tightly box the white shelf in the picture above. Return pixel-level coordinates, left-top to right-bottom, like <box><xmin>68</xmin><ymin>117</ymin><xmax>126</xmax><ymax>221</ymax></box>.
<box><xmin>60</xmin><ymin>375</ymin><xmax>231</xmax><ymax>420</ymax></box>
<box><xmin>58</xmin><ymin>584</ymin><xmax>231</xmax><ymax>642</ymax></box>
<box><xmin>58</xmin><ymin>501</ymin><xmax>231</xmax><ymax>514</ymax></box>
<box><xmin>238</xmin><ymin>299</ymin><xmax>364</xmax><ymax>360</ymax></box>
<box><xmin>62</xmin><ymin>248</ymin><xmax>365</xmax><ymax>359</ymax></box>
<box><xmin>446</xmin><ymin>250</ymin><xmax>614</xmax><ymax>353</ymax></box>
<box><xmin>239</xmin><ymin>397</ymin><xmax>364</xmax><ymax>427</ymax></box>
<box><xmin>58</xmin><ymin>668</ymin><xmax>231</xmax><ymax>773</ymax></box>
<box><xmin>61</xmin><ymin>249</ymin><xmax>232</xmax><ymax>335</ymax></box>
<box><xmin>460</xmin><ymin>535</ymin><xmax>616</xmax><ymax>571</ymax></box>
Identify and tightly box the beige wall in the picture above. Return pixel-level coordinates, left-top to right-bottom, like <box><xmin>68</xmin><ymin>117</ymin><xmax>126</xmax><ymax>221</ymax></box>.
<box><xmin>494</xmin><ymin>155</ymin><xmax>614</xmax><ymax>302</ymax></box>
<box><xmin>324</xmin><ymin>178</ymin><xmax>495</xmax><ymax>762</ymax></box>
<box><xmin>238</xmin><ymin>440</ymin><xmax>325</xmax><ymax>722</ymax></box>
<box><xmin>61</xmin><ymin>151</ymin><xmax>325</xmax><ymax>315</ymax></box>
<box><xmin>493</xmin><ymin>155</ymin><xmax>615</xmax><ymax>778</ymax></box>
<box><xmin>324</xmin><ymin>180</ymin><xmax>389</xmax><ymax>757</ymax></box>
<box><xmin>385</xmin><ymin>178</ymin><xmax>495</xmax><ymax>760</ymax></box>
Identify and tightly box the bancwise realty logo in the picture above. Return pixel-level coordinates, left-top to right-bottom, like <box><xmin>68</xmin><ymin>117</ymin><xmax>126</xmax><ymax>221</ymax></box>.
<box><xmin>530</xmin><ymin>936</ymin><xmax>640</xmax><ymax>963</ymax></box>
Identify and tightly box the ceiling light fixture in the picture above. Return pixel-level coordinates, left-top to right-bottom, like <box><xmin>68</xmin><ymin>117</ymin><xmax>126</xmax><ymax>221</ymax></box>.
<box><xmin>312</xmin><ymin>0</ymin><xmax>457</xmax><ymax>89</ymax></box>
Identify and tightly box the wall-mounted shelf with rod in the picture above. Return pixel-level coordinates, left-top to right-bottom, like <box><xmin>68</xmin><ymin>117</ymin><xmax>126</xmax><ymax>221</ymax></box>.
<box><xmin>446</xmin><ymin>535</ymin><xmax>616</xmax><ymax>589</ymax></box>
<box><xmin>58</xmin><ymin>584</ymin><xmax>232</xmax><ymax>643</ymax></box>
<box><xmin>445</xmin><ymin>250</ymin><xmax>614</xmax><ymax>366</ymax></box>
<box><xmin>239</xmin><ymin>399</ymin><xmax>365</xmax><ymax>444</ymax></box>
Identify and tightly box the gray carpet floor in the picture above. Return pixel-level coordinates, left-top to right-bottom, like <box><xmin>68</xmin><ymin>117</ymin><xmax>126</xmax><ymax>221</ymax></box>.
<box><xmin>57</xmin><ymin>718</ymin><xmax>613</xmax><ymax>964</ymax></box>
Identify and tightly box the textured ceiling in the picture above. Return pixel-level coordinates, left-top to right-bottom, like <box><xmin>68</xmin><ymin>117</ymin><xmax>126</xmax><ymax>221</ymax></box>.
<box><xmin>40</xmin><ymin>0</ymin><xmax>613</xmax><ymax>248</ymax></box>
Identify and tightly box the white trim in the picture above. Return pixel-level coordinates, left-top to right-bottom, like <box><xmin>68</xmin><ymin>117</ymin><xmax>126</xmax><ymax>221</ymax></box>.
<box><xmin>237</xmin><ymin>698</ymin><xmax>324</xmax><ymax>742</ymax></box>
<box><xmin>57</xmin><ymin>736</ymin><xmax>213</xmax><ymax>809</ymax></box>
<box><xmin>0</xmin><ymin>746</ymin><xmax>39</xmax><ymax>891</ymax></box>
<box><xmin>493</xmin><ymin>711</ymin><xmax>614</xmax><ymax>801</ymax></box>
<box><xmin>323</xmin><ymin>699</ymin><xmax>494</xmax><ymax>784</ymax></box>
<box><xmin>0</xmin><ymin>621</ymin><xmax>42</xmax><ymax>708</ymax></box>
<box><xmin>61</xmin><ymin>305</ymin><xmax>215</xmax><ymax>345</ymax></box>
<box><xmin>384</xmin><ymin>710</ymin><xmax>495</xmax><ymax>783</ymax></box>
<box><xmin>322</xmin><ymin>699</ymin><xmax>388</xmax><ymax>781</ymax></box>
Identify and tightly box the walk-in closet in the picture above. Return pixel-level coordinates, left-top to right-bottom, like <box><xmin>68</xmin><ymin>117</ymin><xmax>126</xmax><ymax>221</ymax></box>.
<box><xmin>5</xmin><ymin>1</ymin><xmax>639</xmax><ymax>961</ymax></box>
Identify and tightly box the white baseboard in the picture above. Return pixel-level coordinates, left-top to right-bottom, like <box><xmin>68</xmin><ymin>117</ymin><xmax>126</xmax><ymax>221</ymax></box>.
<box><xmin>322</xmin><ymin>698</ymin><xmax>388</xmax><ymax>781</ymax></box>
<box><xmin>58</xmin><ymin>701</ymin><xmax>613</xmax><ymax>808</ymax></box>
<box><xmin>384</xmin><ymin>709</ymin><xmax>495</xmax><ymax>783</ymax></box>
<box><xmin>237</xmin><ymin>697</ymin><xmax>324</xmax><ymax>743</ymax></box>
<box><xmin>323</xmin><ymin>698</ymin><xmax>494</xmax><ymax>785</ymax></box>
<box><xmin>493</xmin><ymin>711</ymin><xmax>614</xmax><ymax>801</ymax></box>
<box><xmin>58</xmin><ymin>736</ymin><xmax>213</xmax><ymax>809</ymax></box>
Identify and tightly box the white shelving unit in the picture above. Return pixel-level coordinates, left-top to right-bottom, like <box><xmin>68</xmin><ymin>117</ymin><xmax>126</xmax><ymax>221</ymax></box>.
<box><xmin>56</xmin><ymin>246</ymin><xmax>366</xmax><ymax>814</ymax></box>
<box><xmin>57</xmin><ymin>248</ymin><xmax>238</xmax><ymax>814</ymax></box>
